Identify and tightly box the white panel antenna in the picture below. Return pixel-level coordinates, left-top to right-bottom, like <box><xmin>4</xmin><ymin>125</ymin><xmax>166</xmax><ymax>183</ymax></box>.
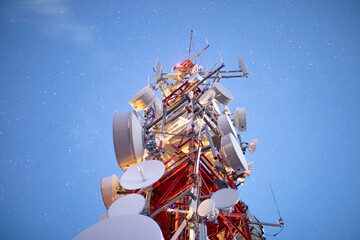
<box><xmin>155</xmin><ymin>62</ymin><xmax>162</xmax><ymax>79</ymax></box>
<box><xmin>154</xmin><ymin>96</ymin><xmax>163</xmax><ymax>118</ymax></box>
<box><xmin>238</xmin><ymin>57</ymin><xmax>248</xmax><ymax>76</ymax></box>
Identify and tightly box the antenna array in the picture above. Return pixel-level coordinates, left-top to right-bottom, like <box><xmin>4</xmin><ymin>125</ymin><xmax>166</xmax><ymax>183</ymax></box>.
<box><xmin>75</xmin><ymin>42</ymin><xmax>269</xmax><ymax>240</ymax></box>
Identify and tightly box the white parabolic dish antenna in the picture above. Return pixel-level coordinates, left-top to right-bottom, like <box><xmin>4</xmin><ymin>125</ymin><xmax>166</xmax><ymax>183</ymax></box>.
<box><xmin>217</xmin><ymin>114</ymin><xmax>238</xmax><ymax>139</ymax></box>
<box><xmin>120</xmin><ymin>160</ymin><xmax>165</xmax><ymax>190</ymax></box>
<box><xmin>107</xmin><ymin>193</ymin><xmax>145</xmax><ymax>218</ymax></box>
<box><xmin>198</xmin><ymin>199</ymin><xmax>216</xmax><ymax>218</ymax></box>
<box><xmin>233</xmin><ymin>107</ymin><xmax>246</xmax><ymax>132</ymax></box>
<box><xmin>129</xmin><ymin>86</ymin><xmax>155</xmax><ymax>111</ymax></box>
<box><xmin>211</xmin><ymin>82</ymin><xmax>234</xmax><ymax>106</ymax></box>
<box><xmin>221</xmin><ymin>133</ymin><xmax>248</xmax><ymax>173</ymax></box>
<box><xmin>100</xmin><ymin>175</ymin><xmax>121</xmax><ymax>210</ymax></box>
<box><xmin>74</xmin><ymin>214</ymin><xmax>164</xmax><ymax>240</ymax></box>
<box><xmin>113</xmin><ymin>111</ymin><xmax>145</xmax><ymax>170</ymax></box>
<box><xmin>211</xmin><ymin>188</ymin><xmax>239</xmax><ymax>210</ymax></box>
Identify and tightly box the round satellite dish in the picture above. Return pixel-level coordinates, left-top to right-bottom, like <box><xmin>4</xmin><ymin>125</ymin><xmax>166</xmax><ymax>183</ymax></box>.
<box><xmin>211</xmin><ymin>99</ymin><xmax>221</xmax><ymax>115</ymax></box>
<box><xmin>217</xmin><ymin>114</ymin><xmax>237</xmax><ymax>139</ymax></box>
<box><xmin>154</xmin><ymin>96</ymin><xmax>163</xmax><ymax>118</ymax></box>
<box><xmin>113</xmin><ymin>111</ymin><xmax>145</xmax><ymax>170</ymax></box>
<box><xmin>247</xmin><ymin>139</ymin><xmax>258</xmax><ymax>154</ymax></box>
<box><xmin>197</xmin><ymin>199</ymin><xmax>219</xmax><ymax>221</ymax></box>
<box><xmin>211</xmin><ymin>188</ymin><xmax>239</xmax><ymax>213</ymax></box>
<box><xmin>120</xmin><ymin>160</ymin><xmax>165</xmax><ymax>190</ymax></box>
<box><xmin>221</xmin><ymin>133</ymin><xmax>248</xmax><ymax>173</ymax></box>
<box><xmin>233</xmin><ymin>107</ymin><xmax>246</xmax><ymax>132</ymax></box>
<box><xmin>129</xmin><ymin>86</ymin><xmax>155</xmax><ymax>111</ymax></box>
<box><xmin>74</xmin><ymin>214</ymin><xmax>164</xmax><ymax>240</ymax></box>
<box><xmin>107</xmin><ymin>194</ymin><xmax>145</xmax><ymax>218</ymax></box>
<box><xmin>100</xmin><ymin>175</ymin><xmax>121</xmax><ymax>210</ymax></box>
<box><xmin>211</xmin><ymin>82</ymin><xmax>234</xmax><ymax>106</ymax></box>
<box><xmin>199</xmin><ymin>89</ymin><xmax>216</xmax><ymax>105</ymax></box>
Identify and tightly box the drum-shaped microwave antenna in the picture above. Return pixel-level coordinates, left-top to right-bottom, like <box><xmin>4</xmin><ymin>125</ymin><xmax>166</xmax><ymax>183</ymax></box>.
<box><xmin>74</xmin><ymin>214</ymin><xmax>164</xmax><ymax>240</ymax></box>
<box><xmin>221</xmin><ymin>133</ymin><xmax>248</xmax><ymax>173</ymax></box>
<box><xmin>199</xmin><ymin>89</ymin><xmax>216</xmax><ymax>105</ymax></box>
<box><xmin>197</xmin><ymin>199</ymin><xmax>219</xmax><ymax>221</ymax></box>
<box><xmin>129</xmin><ymin>86</ymin><xmax>155</xmax><ymax>111</ymax></box>
<box><xmin>233</xmin><ymin>107</ymin><xmax>246</xmax><ymax>132</ymax></box>
<box><xmin>120</xmin><ymin>160</ymin><xmax>165</xmax><ymax>190</ymax></box>
<box><xmin>211</xmin><ymin>188</ymin><xmax>239</xmax><ymax>213</ymax></box>
<box><xmin>211</xmin><ymin>82</ymin><xmax>234</xmax><ymax>106</ymax></box>
<box><xmin>107</xmin><ymin>193</ymin><xmax>145</xmax><ymax>218</ymax></box>
<box><xmin>247</xmin><ymin>139</ymin><xmax>258</xmax><ymax>154</ymax></box>
<box><xmin>113</xmin><ymin>111</ymin><xmax>145</xmax><ymax>170</ymax></box>
<box><xmin>217</xmin><ymin>114</ymin><xmax>237</xmax><ymax>139</ymax></box>
<box><xmin>100</xmin><ymin>175</ymin><xmax>121</xmax><ymax>210</ymax></box>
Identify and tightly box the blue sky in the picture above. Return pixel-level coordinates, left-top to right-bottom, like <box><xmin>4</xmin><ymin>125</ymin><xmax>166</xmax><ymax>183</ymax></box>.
<box><xmin>0</xmin><ymin>0</ymin><xmax>359</xmax><ymax>239</ymax></box>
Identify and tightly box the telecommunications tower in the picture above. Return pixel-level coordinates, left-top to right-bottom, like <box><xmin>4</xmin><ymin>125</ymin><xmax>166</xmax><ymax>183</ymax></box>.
<box><xmin>74</xmin><ymin>37</ymin><xmax>283</xmax><ymax>240</ymax></box>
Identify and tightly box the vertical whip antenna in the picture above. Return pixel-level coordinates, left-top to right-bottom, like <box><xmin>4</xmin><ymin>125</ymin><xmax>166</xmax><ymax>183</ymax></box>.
<box><xmin>188</xmin><ymin>29</ymin><xmax>193</xmax><ymax>60</ymax></box>
<box><xmin>267</xmin><ymin>178</ymin><xmax>283</xmax><ymax>221</ymax></box>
